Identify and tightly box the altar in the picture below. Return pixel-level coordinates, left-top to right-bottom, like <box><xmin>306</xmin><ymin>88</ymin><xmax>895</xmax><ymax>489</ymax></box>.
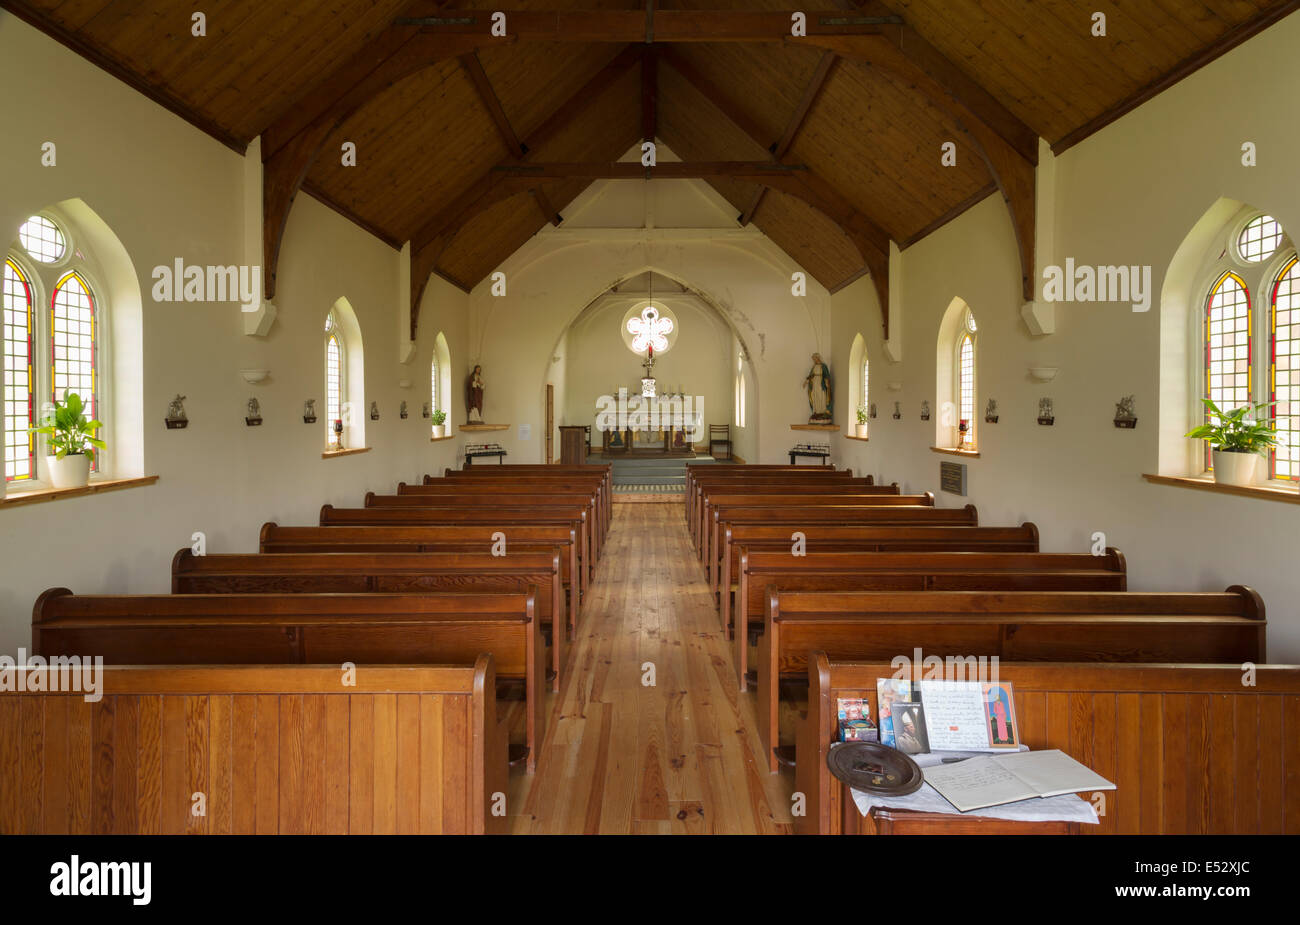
<box><xmin>601</xmin><ymin>424</ymin><xmax>694</xmax><ymax>456</ymax></box>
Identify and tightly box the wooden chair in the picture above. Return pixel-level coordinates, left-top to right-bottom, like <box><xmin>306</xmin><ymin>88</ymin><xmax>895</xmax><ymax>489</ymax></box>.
<box><xmin>709</xmin><ymin>424</ymin><xmax>731</xmax><ymax>459</ymax></box>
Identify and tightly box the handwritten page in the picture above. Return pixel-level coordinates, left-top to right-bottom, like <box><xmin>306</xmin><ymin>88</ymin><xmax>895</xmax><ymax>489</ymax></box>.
<box><xmin>917</xmin><ymin>680</ymin><xmax>991</xmax><ymax>751</ymax></box>
<box><xmin>922</xmin><ymin>757</ymin><xmax>1039</xmax><ymax>812</ymax></box>
<box><xmin>993</xmin><ymin>749</ymin><xmax>1116</xmax><ymax>798</ymax></box>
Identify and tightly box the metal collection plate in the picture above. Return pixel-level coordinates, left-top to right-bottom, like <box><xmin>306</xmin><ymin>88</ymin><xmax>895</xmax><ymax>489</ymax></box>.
<box><xmin>827</xmin><ymin>742</ymin><xmax>925</xmax><ymax>796</ymax></box>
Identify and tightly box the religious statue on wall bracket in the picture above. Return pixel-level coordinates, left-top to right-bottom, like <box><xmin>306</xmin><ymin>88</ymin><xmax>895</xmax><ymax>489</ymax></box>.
<box><xmin>804</xmin><ymin>353</ymin><xmax>832</xmax><ymax>423</ymax></box>
<box><xmin>1114</xmin><ymin>395</ymin><xmax>1137</xmax><ymax>428</ymax></box>
<box><xmin>466</xmin><ymin>365</ymin><xmax>484</xmax><ymax>423</ymax></box>
<box><xmin>165</xmin><ymin>394</ymin><xmax>188</xmax><ymax>429</ymax></box>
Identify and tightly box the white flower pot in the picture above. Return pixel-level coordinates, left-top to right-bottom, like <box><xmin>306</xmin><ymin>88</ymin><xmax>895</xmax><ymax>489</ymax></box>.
<box><xmin>431</xmin><ymin>424</ymin><xmax>446</xmax><ymax>438</ymax></box>
<box><xmin>1211</xmin><ymin>450</ymin><xmax>1258</xmax><ymax>487</ymax></box>
<box><xmin>855</xmin><ymin>423</ymin><xmax>869</xmax><ymax>438</ymax></box>
<box><xmin>48</xmin><ymin>453</ymin><xmax>91</xmax><ymax>490</ymax></box>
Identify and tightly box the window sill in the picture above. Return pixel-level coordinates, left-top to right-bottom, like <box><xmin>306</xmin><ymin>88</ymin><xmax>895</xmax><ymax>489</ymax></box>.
<box><xmin>845</xmin><ymin>434</ymin><xmax>870</xmax><ymax>442</ymax></box>
<box><xmin>1142</xmin><ymin>473</ymin><xmax>1300</xmax><ymax>504</ymax></box>
<box><xmin>1</xmin><ymin>475</ymin><xmax>159</xmax><ymax>508</ymax></box>
<box><xmin>322</xmin><ymin>447</ymin><xmax>372</xmax><ymax>459</ymax></box>
<box><xmin>430</xmin><ymin>435</ymin><xmax>455</xmax><ymax>443</ymax></box>
<box><xmin>931</xmin><ymin>446</ymin><xmax>980</xmax><ymax>458</ymax></box>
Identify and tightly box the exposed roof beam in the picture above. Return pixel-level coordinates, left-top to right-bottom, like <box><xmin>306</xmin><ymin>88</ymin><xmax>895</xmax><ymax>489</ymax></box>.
<box><xmin>798</xmin><ymin>2</ymin><xmax>1039</xmax><ymax>300</ymax></box>
<box><xmin>461</xmin><ymin>52</ymin><xmax>525</xmax><ymax>157</ymax></box>
<box><xmin>397</xmin><ymin>9</ymin><xmax>902</xmax><ymax>42</ymax></box>
<box><xmin>490</xmin><ymin>161</ymin><xmax>812</xmax><ymax>180</ymax></box>
<box><xmin>641</xmin><ymin>45</ymin><xmax>658</xmax><ymax>143</ymax></box>
<box><xmin>407</xmin><ymin>45</ymin><xmax>643</xmax><ymax>334</ymax></box>
<box><xmin>659</xmin><ymin>47</ymin><xmax>892</xmax><ymax>335</ymax></box>
<box><xmin>741</xmin><ymin>51</ymin><xmax>836</xmax><ymax>224</ymax></box>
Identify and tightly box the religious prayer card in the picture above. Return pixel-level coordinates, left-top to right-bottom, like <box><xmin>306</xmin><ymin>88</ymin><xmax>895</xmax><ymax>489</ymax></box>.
<box><xmin>921</xmin><ymin>749</ymin><xmax>1116</xmax><ymax>813</ymax></box>
<box><xmin>875</xmin><ymin>678</ymin><xmax>912</xmax><ymax>747</ymax></box>
<box><xmin>916</xmin><ymin>680</ymin><xmax>1020</xmax><ymax>752</ymax></box>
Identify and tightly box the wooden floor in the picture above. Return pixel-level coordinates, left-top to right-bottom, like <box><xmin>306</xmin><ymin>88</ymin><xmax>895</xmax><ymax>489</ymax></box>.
<box><xmin>508</xmin><ymin>503</ymin><xmax>795</xmax><ymax>834</ymax></box>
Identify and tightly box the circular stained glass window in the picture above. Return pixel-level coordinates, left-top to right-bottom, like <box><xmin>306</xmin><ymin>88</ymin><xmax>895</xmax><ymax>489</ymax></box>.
<box><xmin>18</xmin><ymin>215</ymin><xmax>67</xmax><ymax>264</ymax></box>
<box><xmin>1237</xmin><ymin>214</ymin><xmax>1284</xmax><ymax>263</ymax></box>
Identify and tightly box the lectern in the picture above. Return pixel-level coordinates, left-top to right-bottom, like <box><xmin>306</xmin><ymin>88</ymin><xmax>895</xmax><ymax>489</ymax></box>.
<box><xmin>559</xmin><ymin>425</ymin><xmax>588</xmax><ymax>464</ymax></box>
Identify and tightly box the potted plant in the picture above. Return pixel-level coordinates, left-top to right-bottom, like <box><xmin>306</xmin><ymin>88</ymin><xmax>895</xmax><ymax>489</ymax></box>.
<box><xmin>31</xmin><ymin>391</ymin><xmax>104</xmax><ymax>490</ymax></box>
<box><xmin>431</xmin><ymin>408</ymin><xmax>447</xmax><ymax>439</ymax></box>
<box><xmin>855</xmin><ymin>406</ymin><xmax>868</xmax><ymax>438</ymax></box>
<box><xmin>1185</xmin><ymin>398</ymin><xmax>1278</xmax><ymax>487</ymax></box>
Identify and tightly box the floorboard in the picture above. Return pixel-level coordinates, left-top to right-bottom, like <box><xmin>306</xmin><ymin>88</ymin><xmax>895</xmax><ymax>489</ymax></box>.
<box><xmin>508</xmin><ymin>503</ymin><xmax>794</xmax><ymax>834</ymax></box>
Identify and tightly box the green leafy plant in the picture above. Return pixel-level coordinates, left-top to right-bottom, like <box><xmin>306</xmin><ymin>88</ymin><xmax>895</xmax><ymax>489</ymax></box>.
<box><xmin>31</xmin><ymin>391</ymin><xmax>105</xmax><ymax>460</ymax></box>
<box><xmin>856</xmin><ymin>405</ymin><xmax>868</xmax><ymax>425</ymax></box>
<box><xmin>1185</xmin><ymin>398</ymin><xmax>1279</xmax><ymax>455</ymax></box>
<box><xmin>431</xmin><ymin>408</ymin><xmax>447</xmax><ymax>426</ymax></box>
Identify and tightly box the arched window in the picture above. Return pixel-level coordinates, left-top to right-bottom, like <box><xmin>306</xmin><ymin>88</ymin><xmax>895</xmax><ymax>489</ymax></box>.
<box><xmin>1270</xmin><ymin>256</ymin><xmax>1299</xmax><ymax>480</ymax></box>
<box><xmin>51</xmin><ymin>271</ymin><xmax>98</xmax><ymax>423</ymax></box>
<box><xmin>956</xmin><ymin>309</ymin><xmax>977</xmax><ymax>449</ymax></box>
<box><xmin>325</xmin><ymin>308</ymin><xmax>345</xmax><ymax>448</ymax></box>
<box><xmin>3</xmin><ymin>259</ymin><xmax>34</xmax><ymax>481</ymax></box>
<box><xmin>430</xmin><ymin>354</ymin><xmax>439</xmax><ymax>420</ymax></box>
<box><xmin>861</xmin><ymin>355</ymin><xmax>869</xmax><ymax>414</ymax></box>
<box><xmin>734</xmin><ymin>351</ymin><xmax>745</xmax><ymax>427</ymax></box>
<box><xmin>4</xmin><ymin>212</ymin><xmax>112</xmax><ymax>485</ymax></box>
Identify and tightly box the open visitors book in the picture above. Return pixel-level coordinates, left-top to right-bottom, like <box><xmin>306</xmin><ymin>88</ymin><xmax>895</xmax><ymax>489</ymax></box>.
<box><xmin>921</xmin><ymin>749</ymin><xmax>1116</xmax><ymax>813</ymax></box>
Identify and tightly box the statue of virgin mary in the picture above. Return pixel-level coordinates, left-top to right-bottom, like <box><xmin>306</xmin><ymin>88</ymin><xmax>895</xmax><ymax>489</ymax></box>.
<box><xmin>804</xmin><ymin>353</ymin><xmax>832</xmax><ymax>422</ymax></box>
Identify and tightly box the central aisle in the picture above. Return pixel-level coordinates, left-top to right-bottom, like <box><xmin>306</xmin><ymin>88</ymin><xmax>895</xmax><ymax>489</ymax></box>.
<box><xmin>508</xmin><ymin>503</ymin><xmax>795</xmax><ymax>834</ymax></box>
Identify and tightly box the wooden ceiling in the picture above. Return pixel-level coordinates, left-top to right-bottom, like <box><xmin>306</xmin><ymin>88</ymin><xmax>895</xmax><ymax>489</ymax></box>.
<box><xmin>7</xmin><ymin>0</ymin><xmax>1297</xmax><ymax>325</ymax></box>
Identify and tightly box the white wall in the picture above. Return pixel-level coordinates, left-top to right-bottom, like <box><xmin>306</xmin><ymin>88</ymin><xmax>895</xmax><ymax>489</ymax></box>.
<box><xmin>464</xmin><ymin>176</ymin><xmax>832</xmax><ymax>464</ymax></box>
<box><xmin>561</xmin><ymin>295</ymin><xmax>732</xmax><ymax>442</ymax></box>
<box><xmin>832</xmin><ymin>12</ymin><xmax>1300</xmax><ymax>659</ymax></box>
<box><xmin>0</xmin><ymin>17</ymin><xmax>465</xmax><ymax>652</ymax></box>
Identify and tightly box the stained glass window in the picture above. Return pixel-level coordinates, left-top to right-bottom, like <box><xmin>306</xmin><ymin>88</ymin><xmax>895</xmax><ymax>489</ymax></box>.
<box><xmin>1270</xmin><ymin>256</ymin><xmax>1299</xmax><ymax>480</ymax></box>
<box><xmin>1204</xmin><ymin>271</ymin><xmax>1251</xmax><ymax>467</ymax></box>
<box><xmin>958</xmin><ymin>333</ymin><xmax>975</xmax><ymax>448</ymax></box>
<box><xmin>1238</xmin><ymin>215</ymin><xmax>1283</xmax><ymax>264</ymax></box>
<box><xmin>326</xmin><ymin>310</ymin><xmax>343</xmax><ymax>447</ymax></box>
<box><xmin>3</xmin><ymin>260</ymin><xmax>34</xmax><ymax>481</ymax></box>
<box><xmin>50</xmin><ymin>271</ymin><xmax>98</xmax><ymax>472</ymax></box>
<box><xmin>19</xmin><ymin>215</ymin><xmax>66</xmax><ymax>264</ymax></box>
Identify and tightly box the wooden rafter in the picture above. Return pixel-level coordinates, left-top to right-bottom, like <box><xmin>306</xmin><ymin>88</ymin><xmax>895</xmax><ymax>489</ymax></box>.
<box><xmin>641</xmin><ymin>45</ymin><xmax>658</xmax><ymax>143</ymax></box>
<box><xmin>740</xmin><ymin>51</ymin><xmax>836</xmax><ymax>224</ymax></box>
<box><xmin>407</xmin><ymin>45</ymin><xmax>643</xmax><ymax>334</ymax></box>
<box><xmin>799</xmin><ymin>1</ymin><xmax>1039</xmax><ymax>300</ymax></box>
<box><xmin>659</xmin><ymin>47</ymin><xmax>892</xmax><ymax>336</ymax></box>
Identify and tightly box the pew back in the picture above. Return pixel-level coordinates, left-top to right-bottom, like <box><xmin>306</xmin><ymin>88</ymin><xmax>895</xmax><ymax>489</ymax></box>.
<box><xmin>796</xmin><ymin>655</ymin><xmax>1300</xmax><ymax>835</ymax></box>
<box><xmin>0</xmin><ymin>659</ymin><xmax>508</xmax><ymax>834</ymax></box>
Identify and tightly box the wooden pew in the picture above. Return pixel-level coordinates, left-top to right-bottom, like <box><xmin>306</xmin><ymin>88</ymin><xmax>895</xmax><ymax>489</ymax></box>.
<box><xmin>795</xmin><ymin>654</ymin><xmax>1300</xmax><ymax>835</ymax></box>
<box><xmin>729</xmin><ymin>549</ymin><xmax>1129</xmax><ymax>689</ymax></box>
<box><xmin>438</xmin><ymin>464</ymin><xmax>612</xmax><ymax>529</ymax></box>
<box><xmin>172</xmin><ymin>548</ymin><xmax>569</xmax><ymax>691</ymax></box>
<box><xmin>758</xmin><ymin>586</ymin><xmax>1267</xmax><ymax>771</ymax></box>
<box><xmin>685</xmin><ymin>466</ymin><xmax>856</xmax><ymax>522</ymax></box>
<box><xmin>320</xmin><ymin>504</ymin><xmax>595</xmax><ymax>590</ymax></box>
<box><xmin>401</xmin><ymin>478</ymin><xmax>610</xmax><ymax>542</ymax></box>
<box><xmin>692</xmin><ymin>483</ymin><xmax>900</xmax><ymax>548</ymax></box>
<box><xmin>0</xmin><ymin>659</ymin><xmax>508</xmax><ymax>835</ymax></box>
<box><xmin>432</xmin><ymin>466</ymin><xmax>612</xmax><ymax>539</ymax></box>
<box><xmin>33</xmin><ymin>588</ymin><xmax>548</xmax><ymax>773</ymax></box>
<box><xmin>276</xmin><ymin>519</ymin><xmax>583</xmax><ymax>614</ymax></box>
<box><xmin>368</xmin><ymin>489</ymin><xmax>604</xmax><ymax>554</ymax></box>
<box><xmin>710</xmin><ymin>504</ymin><xmax>980</xmax><ymax>596</ymax></box>
<box><xmin>686</xmin><ymin>468</ymin><xmax>860</xmax><ymax>529</ymax></box>
<box><xmin>700</xmin><ymin>491</ymin><xmax>928</xmax><ymax>565</ymax></box>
